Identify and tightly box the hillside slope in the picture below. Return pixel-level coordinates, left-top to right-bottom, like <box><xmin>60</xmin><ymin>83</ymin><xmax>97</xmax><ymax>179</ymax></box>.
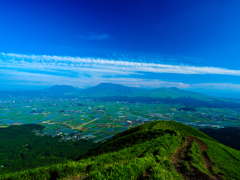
<box><xmin>78</xmin><ymin>83</ymin><xmax>146</xmax><ymax>97</ymax></box>
<box><xmin>137</xmin><ymin>87</ymin><xmax>212</xmax><ymax>100</ymax></box>
<box><xmin>44</xmin><ymin>85</ymin><xmax>77</xmax><ymax>94</ymax></box>
<box><xmin>79</xmin><ymin>83</ymin><xmax>240</xmax><ymax>107</ymax></box>
<box><xmin>2</xmin><ymin>121</ymin><xmax>240</xmax><ymax>180</ymax></box>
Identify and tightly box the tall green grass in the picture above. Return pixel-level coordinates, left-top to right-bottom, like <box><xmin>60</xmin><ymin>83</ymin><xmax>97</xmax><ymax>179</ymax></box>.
<box><xmin>149</xmin><ymin>160</ymin><xmax>183</xmax><ymax>180</ymax></box>
<box><xmin>200</xmin><ymin>138</ymin><xmax>240</xmax><ymax>180</ymax></box>
<box><xmin>188</xmin><ymin>140</ymin><xmax>210</xmax><ymax>175</ymax></box>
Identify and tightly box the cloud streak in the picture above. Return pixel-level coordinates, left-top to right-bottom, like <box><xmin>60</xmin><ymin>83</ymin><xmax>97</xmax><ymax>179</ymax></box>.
<box><xmin>192</xmin><ymin>83</ymin><xmax>240</xmax><ymax>90</ymax></box>
<box><xmin>80</xmin><ymin>33</ymin><xmax>111</xmax><ymax>40</ymax></box>
<box><xmin>1</xmin><ymin>52</ymin><xmax>240</xmax><ymax>76</ymax></box>
<box><xmin>2</xmin><ymin>52</ymin><xmax>240</xmax><ymax>91</ymax></box>
<box><xmin>0</xmin><ymin>69</ymin><xmax>190</xmax><ymax>89</ymax></box>
<box><xmin>88</xmin><ymin>33</ymin><xmax>111</xmax><ymax>40</ymax></box>
<box><xmin>2</xmin><ymin>67</ymin><xmax>240</xmax><ymax>91</ymax></box>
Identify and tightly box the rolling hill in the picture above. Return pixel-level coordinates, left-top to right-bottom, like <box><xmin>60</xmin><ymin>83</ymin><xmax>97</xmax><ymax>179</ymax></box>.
<box><xmin>78</xmin><ymin>83</ymin><xmax>147</xmax><ymax>97</ymax></box>
<box><xmin>2</xmin><ymin>121</ymin><xmax>240</xmax><ymax>180</ymax></box>
<box><xmin>44</xmin><ymin>85</ymin><xmax>78</xmax><ymax>94</ymax></box>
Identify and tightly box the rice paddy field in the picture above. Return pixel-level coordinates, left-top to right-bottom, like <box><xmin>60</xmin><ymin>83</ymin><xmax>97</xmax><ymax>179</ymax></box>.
<box><xmin>0</xmin><ymin>98</ymin><xmax>240</xmax><ymax>142</ymax></box>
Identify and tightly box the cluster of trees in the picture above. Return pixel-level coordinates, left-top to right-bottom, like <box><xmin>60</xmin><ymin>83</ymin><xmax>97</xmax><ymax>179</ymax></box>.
<box><xmin>0</xmin><ymin>124</ymin><xmax>101</xmax><ymax>173</ymax></box>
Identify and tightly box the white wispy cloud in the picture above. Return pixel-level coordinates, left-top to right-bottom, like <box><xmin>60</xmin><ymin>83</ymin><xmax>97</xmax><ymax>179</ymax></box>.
<box><xmin>0</xmin><ymin>69</ymin><xmax>190</xmax><ymax>88</ymax></box>
<box><xmin>192</xmin><ymin>83</ymin><xmax>240</xmax><ymax>90</ymax></box>
<box><xmin>2</xmin><ymin>68</ymin><xmax>240</xmax><ymax>91</ymax></box>
<box><xmin>98</xmin><ymin>78</ymin><xmax>190</xmax><ymax>89</ymax></box>
<box><xmin>1</xmin><ymin>52</ymin><xmax>240</xmax><ymax>76</ymax></box>
<box><xmin>80</xmin><ymin>33</ymin><xmax>111</xmax><ymax>40</ymax></box>
<box><xmin>88</xmin><ymin>33</ymin><xmax>111</xmax><ymax>40</ymax></box>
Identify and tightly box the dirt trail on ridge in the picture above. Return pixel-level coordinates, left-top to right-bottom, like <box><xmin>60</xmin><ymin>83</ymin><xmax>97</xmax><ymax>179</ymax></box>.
<box><xmin>171</xmin><ymin>136</ymin><xmax>223</xmax><ymax>180</ymax></box>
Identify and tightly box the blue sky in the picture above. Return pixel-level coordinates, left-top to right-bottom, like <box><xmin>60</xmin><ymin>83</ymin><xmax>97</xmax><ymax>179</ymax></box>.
<box><xmin>1</xmin><ymin>0</ymin><xmax>240</xmax><ymax>97</ymax></box>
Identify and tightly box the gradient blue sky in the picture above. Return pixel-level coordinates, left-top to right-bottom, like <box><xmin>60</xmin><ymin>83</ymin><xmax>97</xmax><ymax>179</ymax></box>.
<box><xmin>1</xmin><ymin>0</ymin><xmax>240</xmax><ymax>97</ymax></box>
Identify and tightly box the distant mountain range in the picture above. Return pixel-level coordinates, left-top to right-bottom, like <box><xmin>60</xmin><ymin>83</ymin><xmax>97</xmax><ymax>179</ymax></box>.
<box><xmin>1</xmin><ymin>83</ymin><xmax>240</xmax><ymax>107</ymax></box>
<box><xmin>77</xmin><ymin>83</ymin><xmax>221</xmax><ymax>100</ymax></box>
<box><xmin>78</xmin><ymin>83</ymin><xmax>240</xmax><ymax>107</ymax></box>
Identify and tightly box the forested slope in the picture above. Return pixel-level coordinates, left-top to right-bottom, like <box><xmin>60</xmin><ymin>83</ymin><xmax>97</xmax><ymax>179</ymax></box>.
<box><xmin>0</xmin><ymin>124</ymin><xmax>101</xmax><ymax>174</ymax></box>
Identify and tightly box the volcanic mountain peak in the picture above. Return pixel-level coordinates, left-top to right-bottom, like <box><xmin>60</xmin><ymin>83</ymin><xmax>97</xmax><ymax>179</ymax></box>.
<box><xmin>45</xmin><ymin>85</ymin><xmax>77</xmax><ymax>94</ymax></box>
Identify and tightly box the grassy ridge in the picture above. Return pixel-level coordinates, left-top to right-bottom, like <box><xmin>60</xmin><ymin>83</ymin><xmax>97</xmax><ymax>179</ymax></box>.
<box><xmin>149</xmin><ymin>121</ymin><xmax>215</xmax><ymax>141</ymax></box>
<box><xmin>1</xmin><ymin>121</ymin><xmax>240</xmax><ymax>180</ymax></box>
<box><xmin>200</xmin><ymin>138</ymin><xmax>240</xmax><ymax>179</ymax></box>
<box><xmin>78</xmin><ymin>129</ymin><xmax>176</xmax><ymax>159</ymax></box>
<box><xmin>107</xmin><ymin>121</ymin><xmax>214</xmax><ymax>143</ymax></box>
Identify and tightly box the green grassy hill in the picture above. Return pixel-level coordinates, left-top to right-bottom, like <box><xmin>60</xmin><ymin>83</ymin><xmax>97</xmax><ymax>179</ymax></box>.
<box><xmin>2</xmin><ymin>121</ymin><xmax>240</xmax><ymax>180</ymax></box>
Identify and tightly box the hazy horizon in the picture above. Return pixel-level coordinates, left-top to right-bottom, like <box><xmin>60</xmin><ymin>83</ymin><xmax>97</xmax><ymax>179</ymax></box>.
<box><xmin>1</xmin><ymin>82</ymin><xmax>240</xmax><ymax>99</ymax></box>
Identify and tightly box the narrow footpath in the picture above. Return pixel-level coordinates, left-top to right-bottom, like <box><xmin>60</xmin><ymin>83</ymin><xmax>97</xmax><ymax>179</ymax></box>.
<box><xmin>171</xmin><ymin>136</ymin><xmax>223</xmax><ymax>180</ymax></box>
